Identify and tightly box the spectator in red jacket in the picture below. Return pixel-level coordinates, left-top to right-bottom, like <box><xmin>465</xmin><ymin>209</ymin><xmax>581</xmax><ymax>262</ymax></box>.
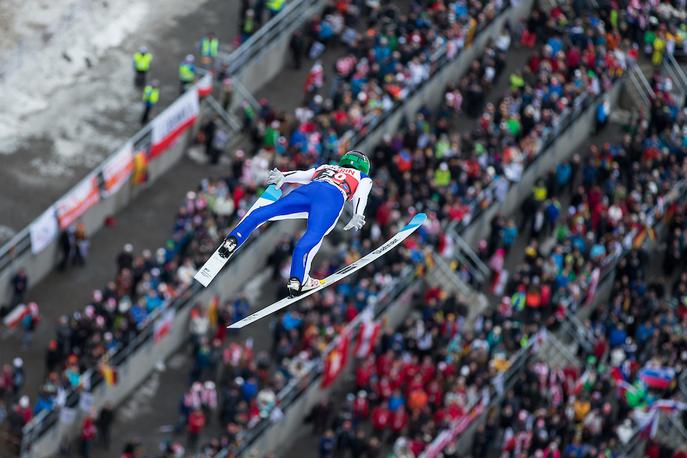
<box><xmin>352</xmin><ymin>391</ymin><xmax>369</xmax><ymax>421</ymax></box>
<box><xmin>371</xmin><ymin>403</ymin><xmax>390</xmax><ymax>437</ymax></box>
<box><xmin>390</xmin><ymin>405</ymin><xmax>409</xmax><ymax>437</ymax></box>
<box><xmin>186</xmin><ymin>407</ymin><xmax>206</xmax><ymax>451</ymax></box>
<box><xmin>80</xmin><ymin>415</ymin><xmax>97</xmax><ymax>458</ymax></box>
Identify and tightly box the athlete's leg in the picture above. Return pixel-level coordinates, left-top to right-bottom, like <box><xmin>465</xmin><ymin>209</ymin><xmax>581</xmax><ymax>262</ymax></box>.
<box><xmin>290</xmin><ymin>185</ymin><xmax>345</xmax><ymax>283</ymax></box>
<box><xmin>229</xmin><ymin>188</ymin><xmax>309</xmax><ymax>247</ymax></box>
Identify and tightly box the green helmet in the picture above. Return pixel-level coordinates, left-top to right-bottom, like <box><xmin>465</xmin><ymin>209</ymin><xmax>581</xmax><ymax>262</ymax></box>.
<box><xmin>339</xmin><ymin>150</ymin><xmax>370</xmax><ymax>175</ymax></box>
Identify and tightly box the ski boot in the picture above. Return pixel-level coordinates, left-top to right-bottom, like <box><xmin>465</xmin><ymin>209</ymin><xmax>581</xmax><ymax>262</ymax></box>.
<box><xmin>218</xmin><ymin>236</ymin><xmax>238</xmax><ymax>258</ymax></box>
<box><xmin>287</xmin><ymin>276</ymin><xmax>323</xmax><ymax>297</ymax></box>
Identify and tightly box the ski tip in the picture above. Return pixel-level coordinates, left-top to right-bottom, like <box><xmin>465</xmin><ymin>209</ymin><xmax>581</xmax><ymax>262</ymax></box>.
<box><xmin>262</xmin><ymin>185</ymin><xmax>282</xmax><ymax>202</ymax></box>
<box><xmin>403</xmin><ymin>213</ymin><xmax>427</xmax><ymax>231</ymax></box>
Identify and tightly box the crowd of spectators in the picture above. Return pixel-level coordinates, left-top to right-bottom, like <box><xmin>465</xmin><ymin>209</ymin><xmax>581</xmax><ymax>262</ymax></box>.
<box><xmin>593</xmin><ymin>0</ymin><xmax>687</xmax><ymax>65</ymax></box>
<box><xmin>296</xmin><ymin>91</ymin><xmax>687</xmax><ymax>458</ymax></box>
<box><xmin>5</xmin><ymin>0</ymin><xmax>687</xmax><ymax>456</ymax></box>
<box><xmin>302</xmin><ymin>280</ymin><xmax>533</xmax><ymax>458</ymax></box>
<box><xmin>467</xmin><ymin>202</ymin><xmax>687</xmax><ymax>458</ymax></box>
<box><xmin>241</xmin><ymin>0</ymin><xmax>508</xmax><ymax>165</ymax></box>
<box><xmin>52</xmin><ymin>2</ymin><xmax>658</xmax><ymax>455</ymax></box>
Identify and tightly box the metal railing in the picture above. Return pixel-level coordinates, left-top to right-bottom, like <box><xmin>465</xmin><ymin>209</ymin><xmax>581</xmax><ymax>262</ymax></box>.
<box><xmin>0</xmin><ymin>114</ymin><xmax>153</xmax><ymax>276</ymax></box>
<box><xmin>417</xmin><ymin>111</ymin><xmax>687</xmax><ymax>458</ymax></box>
<box><xmin>662</xmin><ymin>53</ymin><xmax>687</xmax><ymax>108</ymax></box>
<box><xmin>215</xmin><ymin>0</ymin><xmax>325</xmax><ymax>76</ymax></box>
<box><xmin>627</xmin><ymin>62</ymin><xmax>655</xmax><ymax>110</ymax></box>
<box><xmin>214</xmin><ymin>4</ymin><xmax>523</xmax><ymax>452</ymax></box>
<box><xmin>18</xmin><ymin>278</ymin><xmax>205</xmax><ymax>453</ymax></box>
<box><xmin>431</xmin><ymin>251</ymin><xmax>475</xmax><ymax>299</ymax></box>
<box><xmin>18</xmin><ymin>191</ymin><xmax>277</xmax><ymax>453</ymax></box>
<box><xmin>448</xmin><ymin>230</ymin><xmax>490</xmax><ymax>285</ymax></box>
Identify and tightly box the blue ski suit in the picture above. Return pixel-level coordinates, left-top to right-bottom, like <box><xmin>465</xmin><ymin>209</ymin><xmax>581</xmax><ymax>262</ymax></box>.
<box><xmin>229</xmin><ymin>165</ymin><xmax>372</xmax><ymax>283</ymax></box>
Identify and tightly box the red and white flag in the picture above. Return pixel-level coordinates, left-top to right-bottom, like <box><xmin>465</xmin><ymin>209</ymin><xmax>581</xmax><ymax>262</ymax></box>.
<box><xmin>153</xmin><ymin>308</ymin><xmax>176</xmax><ymax>343</ymax></box>
<box><xmin>354</xmin><ymin>310</ymin><xmax>381</xmax><ymax>359</ymax></box>
<box><xmin>3</xmin><ymin>304</ymin><xmax>28</xmax><ymax>328</ymax></box>
<box><xmin>196</xmin><ymin>72</ymin><xmax>214</xmax><ymax>98</ymax></box>
<box><xmin>322</xmin><ymin>330</ymin><xmax>349</xmax><ymax>387</ymax></box>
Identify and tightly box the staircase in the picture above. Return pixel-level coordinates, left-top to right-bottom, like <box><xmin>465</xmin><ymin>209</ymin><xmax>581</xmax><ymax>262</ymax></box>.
<box><xmin>535</xmin><ymin>330</ymin><xmax>582</xmax><ymax>369</ymax></box>
<box><xmin>661</xmin><ymin>53</ymin><xmax>687</xmax><ymax>109</ymax></box>
<box><xmin>428</xmin><ymin>251</ymin><xmax>490</xmax><ymax>322</ymax></box>
<box><xmin>624</xmin><ymin>61</ymin><xmax>655</xmax><ymax>114</ymax></box>
<box><xmin>446</xmin><ymin>226</ymin><xmax>491</xmax><ymax>288</ymax></box>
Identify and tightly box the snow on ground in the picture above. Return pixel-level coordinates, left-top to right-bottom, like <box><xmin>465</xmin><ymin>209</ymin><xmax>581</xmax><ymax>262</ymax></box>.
<box><xmin>0</xmin><ymin>0</ymin><xmax>209</xmax><ymax>168</ymax></box>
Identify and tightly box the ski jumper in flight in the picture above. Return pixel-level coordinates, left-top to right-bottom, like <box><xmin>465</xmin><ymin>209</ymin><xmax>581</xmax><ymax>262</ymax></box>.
<box><xmin>219</xmin><ymin>150</ymin><xmax>373</xmax><ymax>296</ymax></box>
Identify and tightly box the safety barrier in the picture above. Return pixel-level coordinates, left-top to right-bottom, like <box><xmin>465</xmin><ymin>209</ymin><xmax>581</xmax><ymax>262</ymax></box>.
<box><xmin>0</xmin><ymin>74</ymin><xmax>212</xmax><ymax>307</ymax></box>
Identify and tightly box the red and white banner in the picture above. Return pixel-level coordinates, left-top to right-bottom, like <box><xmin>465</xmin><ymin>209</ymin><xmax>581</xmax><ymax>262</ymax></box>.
<box><xmin>421</xmin><ymin>404</ymin><xmax>484</xmax><ymax>458</ymax></box>
<box><xmin>30</xmin><ymin>205</ymin><xmax>59</xmax><ymax>254</ymax></box>
<box><xmin>354</xmin><ymin>312</ymin><xmax>381</xmax><ymax>359</ymax></box>
<box><xmin>154</xmin><ymin>308</ymin><xmax>176</xmax><ymax>343</ymax></box>
<box><xmin>102</xmin><ymin>141</ymin><xmax>134</xmax><ymax>196</ymax></box>
<box><xmin>3</xmin><ymin>303</ymin><xmax>27</xmax><ymax>328</ymax></box>
<box><xmin>196</xmin><ymin>72</ymin><xmax>214</xmax><ymax>98</ymax></box>
<box><xmin>149</xmin><ymin>89</ymin><xmax>199</xmax><ymax>159</ymax></box>
<box><xmin>322</xmin><ymin>330</ymin><xmax>349</xmax><ymax>387</ymax></box>
<box><xmin>56</xmin><ymin>174</ymin><xmax>100</xmax><ymax>229</ymax></box>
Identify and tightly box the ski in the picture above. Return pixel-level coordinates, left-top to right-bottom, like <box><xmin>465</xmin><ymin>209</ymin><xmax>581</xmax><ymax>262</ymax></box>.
<box><xmin>227</xmin><ymin>213</ymin><xmax>427</xmax><ymax>329</ymax></box>
<box><xmin>194</xmin><ymin>185</ymin><xmax>283</xmax><ymax>287</ymax></box>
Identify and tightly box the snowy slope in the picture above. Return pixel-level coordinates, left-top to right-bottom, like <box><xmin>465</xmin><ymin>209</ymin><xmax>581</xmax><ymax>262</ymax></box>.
<box><xmin>0</xmin><ymin>0</ymin><xmax>209</xmax><ymax>161</ymax></box>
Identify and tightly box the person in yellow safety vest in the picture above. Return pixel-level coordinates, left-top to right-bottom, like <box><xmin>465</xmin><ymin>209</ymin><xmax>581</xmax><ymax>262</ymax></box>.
<box><xmin>241</xmin><ymin>9</ymin><xmax>256</xmax><ymax>43</ymax></box>
<box><xmin>132</xmin><ymin>46</ymin><xmax>152</xmax><ymax>88</ymax></box>
<box><xmin>200</xmin><ymin>32</ymin><xmax>219</xmax><ymax>66</ymax></box>
<box><xmin>510</xmin><ymin>71</ymin><xmax>525</xmax><ymax>91</ymax></box>
<box><xmin>141</xmin><ymin>80</ymin><xmax>160</xmax><ymax>125</ymax></box>
<box><xmin>532</xmin><ymin>178</ymin><xmax>547</xmax><ymax>203</ymax></box>
<box><xmin>652</xmin><ymin>30</ymin><xmax>666</xmax><ymax>67</ymax></box>
<box><xmin>178</xmin><ymin>54</ymin><xmax>196</xmax><ymax>94</ymax></box>
<box><xmin>266</xmin><ymin>0</ymin><xmax>285</xmax><ymax>18</ymax></box>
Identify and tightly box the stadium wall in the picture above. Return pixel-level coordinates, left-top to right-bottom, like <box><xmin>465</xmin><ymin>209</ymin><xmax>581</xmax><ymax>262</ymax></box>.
<box><xmin>0</xmin><ymin>127</ymin><xmax>189</xmax><ymax>306</ymax></box>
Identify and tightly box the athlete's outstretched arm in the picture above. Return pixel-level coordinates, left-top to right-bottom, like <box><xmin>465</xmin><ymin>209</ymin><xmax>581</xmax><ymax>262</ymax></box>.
<box><xmin>351</xmin><ymin>177</ymin><xmax>372</xmax><ymax>215</ymax></box>
<box><xmin>283</xmin><ymin>169</ymin><xmax>316</xmax><ymax>184</ymax></box>
<box><xmin>267</xmin><ymin>168</ymin><xmax>316</xmax><ymax>188</ymax></box>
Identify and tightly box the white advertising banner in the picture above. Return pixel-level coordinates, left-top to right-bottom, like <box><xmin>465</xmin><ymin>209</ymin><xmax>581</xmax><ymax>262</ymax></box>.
<box><xmin>30</xmin><ymin>206</ymin><xmax>59</xmax><ymax>254</ymax></box>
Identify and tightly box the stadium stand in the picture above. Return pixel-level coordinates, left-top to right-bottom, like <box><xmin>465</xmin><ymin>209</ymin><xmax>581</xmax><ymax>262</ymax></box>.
<box><xmin>5</xmin><ymin>0</ymin><xmax>687</xmax><ymax>457</ymax></box>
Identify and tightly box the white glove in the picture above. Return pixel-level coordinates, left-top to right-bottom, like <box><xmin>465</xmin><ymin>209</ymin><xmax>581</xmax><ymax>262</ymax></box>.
<box><xmin>266</xmin><ymin>168</ymin><xmax>285</xmax><ymax>189</ymax></box>
<box><xmin>343</xmin><ymin>214</ymin><xmax>366</xmax><ymax>231</ymax></box>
